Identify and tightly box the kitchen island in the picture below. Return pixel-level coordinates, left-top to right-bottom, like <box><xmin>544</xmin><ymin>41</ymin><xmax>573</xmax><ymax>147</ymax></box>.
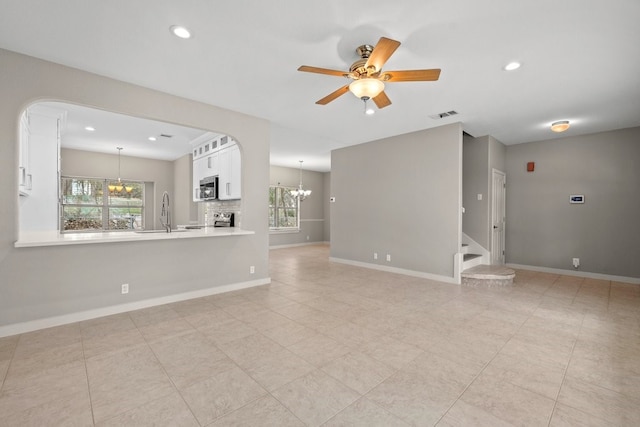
<box><xmin>15</xmin><ymin>227</ymin><xmax>254</xmax><ymax>248</ymax></box>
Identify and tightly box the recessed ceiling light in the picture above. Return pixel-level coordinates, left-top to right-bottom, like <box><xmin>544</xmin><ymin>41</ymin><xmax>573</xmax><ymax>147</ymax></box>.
<box><xmin>84</xmin><ymin>126</ymin><xmax>95</xmax><ymax>132</ymax></box>
<box><xmin>170</xmin><ymin>25</ymin><xmax>192</xmax><ymax>39</ymax></box>
<box><xmin>148</xmin><ymin>136</ymin><xmax>157</xmax><ymax>141</ymax></box>
<box><xmin>551</xmin><ymin>120</ymin><xmax>570</xmax><ymax>132</ymax></box>
<box><xmin>504</xmin><ymin>62</ymin><xmax>521</xmax><ymax>71</ymax></box>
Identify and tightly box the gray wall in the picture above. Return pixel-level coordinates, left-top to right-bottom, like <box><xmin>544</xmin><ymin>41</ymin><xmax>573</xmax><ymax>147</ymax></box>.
<box><xmin>506</xmin><ymin>126</ymin><xmax>640</xmax><ymax>278</ymax></box>
<box><xmin>61</xmin><ymin>148</ymin><xmax>175</xmax><ymax>230</ymax></box>
<box><xmin>0</xmin><ymin>49</ymin><xmax>270</xmax><ymax>329</ymax></box>
<box><xmin>173</xmin><ymin>153</ymin><xmax>198</xmax><ymax>227</ymax></box>
<box><xmin>331</xmin><ymin>123</ymin><xmax>463</xmax><ymax>278</ymax></box>
<box><xmin>489</xmin><ymin>135</ymin><xmax>506</xmax><ymax>175</ymax></box>
<box><xmin>462</xmin><ymin>135</ymin><xmax>506</xmax><ymax>252</ymax></box>
<box><xmin>269</xmin><ymin>165</ymin><xmax>326</xmax><ymax>246</ymax></box>
<box><xmin>463</xmin><ymin>135</ymin><xmax>490</xmax><ymax>248</ymax></box>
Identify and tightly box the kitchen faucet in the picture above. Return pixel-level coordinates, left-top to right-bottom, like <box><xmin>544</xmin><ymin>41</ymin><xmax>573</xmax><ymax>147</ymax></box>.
<box><xmin>160</xmin><ymin>191</ymin><xmax>171</xmax><ymax>233</ymax></box>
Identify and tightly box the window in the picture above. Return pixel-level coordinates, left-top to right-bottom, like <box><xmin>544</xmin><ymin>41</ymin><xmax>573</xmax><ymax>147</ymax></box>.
<box><xmin>61</xmin><ymin>176</ymin><xmax>144</xmax><ymax>232</ymax></box>
<box><xmin>269</xmin><ymin>185</ymin><xmax>299</xmax><ymax>230</ymax></box>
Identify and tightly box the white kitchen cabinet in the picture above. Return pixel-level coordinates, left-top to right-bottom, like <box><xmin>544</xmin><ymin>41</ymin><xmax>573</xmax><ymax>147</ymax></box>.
<box><xmin>218</xmin><ymin>143</ymin><xmax>241</xmax><ymax>200</ymax></box>
<box><xmin>192</xmin><ymin>152</ymin><xmax>219</xmax><ymax>201</ymax></box>
<box><xmin>191</xmin><ymin>134</ymin><xmax>241</xmax><ymax>201</ymax></box>
<box><xmin>192</xmin><ymin>156</ymin><xmax>207</xmax><ymax>201</ymax></box>
<box><xmin>18</xmin><ymin>111</ymin><xmax>32</xmax><ymax>196</ymax></box>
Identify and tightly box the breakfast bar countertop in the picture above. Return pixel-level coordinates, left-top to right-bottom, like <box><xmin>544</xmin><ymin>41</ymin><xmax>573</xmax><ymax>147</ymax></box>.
<box><xmin>14</xmin><ymin>227</ymin><xmax>254</xmax><ymax>248</ymax></box>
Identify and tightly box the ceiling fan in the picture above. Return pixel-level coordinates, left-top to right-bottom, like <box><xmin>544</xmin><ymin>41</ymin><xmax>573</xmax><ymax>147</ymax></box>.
<box><xmin>298</xmin><ymin>37</ymin><xmax>441</xmax><ymax>112</ymax></box>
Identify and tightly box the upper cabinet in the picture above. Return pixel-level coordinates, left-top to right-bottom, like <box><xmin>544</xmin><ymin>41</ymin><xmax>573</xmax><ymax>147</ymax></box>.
<box><xmin>18</xmin><ymin>111</ymin><xmax>32</xmax><ymax>196</ymax></box>
<box><xmin>191</xmin><ymin>134</ymin><xmax>241</xmax><ymax>201</ymax></box>
<box><xmin>218</xmin><ymin>142</ymin><xmax>241</xmax><ymax>200</ymax></box>
<box><xmin>18</xmin><ymin>107</ymin><xmax>64</xmax><ymax>198</ymax></box>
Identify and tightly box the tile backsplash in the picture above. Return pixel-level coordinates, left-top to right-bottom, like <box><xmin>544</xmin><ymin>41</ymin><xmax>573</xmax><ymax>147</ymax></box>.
<box><xmin>202</xmin><ymin>200</ymin><xmax>242</xmax><ymax>227</ymax></box>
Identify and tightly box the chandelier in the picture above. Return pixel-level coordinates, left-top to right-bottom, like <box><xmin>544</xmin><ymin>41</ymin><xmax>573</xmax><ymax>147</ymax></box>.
<box><xmin>108</xmin><ymin>147</ymin><xmax>133</xmax><ymax>194</ymax></box>
<box><xmin>290</xmin><ymin>160</ymin><xmax>311</xmax><ymax>201</ymax></box>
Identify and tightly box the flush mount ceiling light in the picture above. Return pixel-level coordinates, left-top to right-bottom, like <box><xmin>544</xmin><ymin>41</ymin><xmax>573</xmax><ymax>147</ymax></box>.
<box><xmin>551</xmin><ymin>120</ymin><xmax>570</xmax><ymax>132</ymax></box>
<box><xmin>170</xmin><ymin>25</ymin><xmax>191</xmax><ymax>39</ymax></box>
<box><xmin>290</xmin><ymin>160</ymin><xmax>312</xmax><ymax>201</ymax></box>
<box><xmin>84</xmin><ymin>126</ymin><xmax>95</xmax><ymax>132</ymax></box>
<box><xmin>504</xmin><ymin>62</ymin><xmax>521</xmax><ymax>71</ymax></box>
<box><xmin>148</xmin><ymin>136</ymin><xmax>157</xmax><ymax>141</ymax></box>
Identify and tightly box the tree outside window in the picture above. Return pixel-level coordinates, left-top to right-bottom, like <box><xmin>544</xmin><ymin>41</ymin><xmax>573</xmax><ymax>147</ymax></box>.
<box><xmin>61</xmin><ymin>176</ymin><xmax>144</xmax><ymax>232</ymax></box>
<box><xmin>269</xmin><ymin>185</ymin><xmax>299</xmax><ymax>230</ymax></box>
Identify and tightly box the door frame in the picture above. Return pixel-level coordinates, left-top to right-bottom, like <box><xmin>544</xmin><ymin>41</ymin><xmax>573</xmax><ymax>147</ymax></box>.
<box><xmin>491</xmin><ymin>168</ymin><xmax>506</xmax><ymax>264</ymax></box>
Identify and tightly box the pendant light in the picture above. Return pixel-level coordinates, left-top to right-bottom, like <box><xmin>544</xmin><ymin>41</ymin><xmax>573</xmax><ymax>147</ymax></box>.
<box><xmin>290</xmin><ymin>160</ymin><xmax>311</xmax><ymax>201</ymax></box>
<box><xmin>109</xmin><ymin>147</ymin><xmax>133</xmax><ymax>194</ymax></box>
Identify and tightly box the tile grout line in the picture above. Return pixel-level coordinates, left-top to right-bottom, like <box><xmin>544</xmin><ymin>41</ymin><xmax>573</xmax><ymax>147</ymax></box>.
<box><xmin>79</xmin><ymin>326</ymin><xmax>97</xmax><ymax>426</ymax></box>
<box><xmin>0</xmin><ymin>334</ymin><xmax>20</xmax><ymax>393</ymax></box>
<box><xmin>545</xmin><ymin>300</ymin><xmax>585</xmax><ymax>426</ymax></box>
<box><xmin>433</xmin><ymin>280</ymin><xmax>546</xmax><ymax>425</ymax></box>
<box><xmin>433</xmin><ymin>270</ymin><xmax>580</xmax><ymax>425</ymax></box>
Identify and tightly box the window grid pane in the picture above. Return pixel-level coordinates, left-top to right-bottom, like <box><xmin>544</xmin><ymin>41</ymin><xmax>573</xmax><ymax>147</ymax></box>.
<box><xmin>61</xmin><ymin>177</ymin><xmax>144</xmax><ymax>232</ymax></box>
<box><xmin>269</xmin><ymin>185</ymin><xmax>299</xmax><ymax>230</ymax></box>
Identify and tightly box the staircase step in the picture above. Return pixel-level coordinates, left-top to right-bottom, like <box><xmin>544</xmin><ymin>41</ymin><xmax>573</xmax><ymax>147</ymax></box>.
<box><xmin>461</xmin><ymin>243</ymin><xmax>469</xmax><ymax>254</ymax></box>
<box><xmin>461</xmin><ymin>264</ymin><xmax>515</xmax><ymax>287</ymax></box>
<box><xmin>463</xmin><ymin>253</ymin><xmax>481</xmax><ymax>262</ymax></box>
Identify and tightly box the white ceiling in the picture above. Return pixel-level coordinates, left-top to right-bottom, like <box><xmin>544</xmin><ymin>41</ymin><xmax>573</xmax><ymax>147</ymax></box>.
<box><xmin>35</xmin><ymin>102</ymin><xmax>211</xmax><ymax>161</ymax></box>
<box><xmin>2</xmin><ymin>0</ymin><xmax>639</xmax><ymax>172</ymax></box>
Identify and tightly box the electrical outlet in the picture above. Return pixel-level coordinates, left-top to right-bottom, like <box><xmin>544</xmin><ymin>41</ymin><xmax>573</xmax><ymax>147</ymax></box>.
<box><xmin>374</xmin><ymin>252</ymin><xmax>378</xmax><ymax>260</ymax></box>
<box><xmin>121</xmin><ymin>283</ymin><xmax>129</xmax><ymax>294</ymax></box>
<box><xmin>306</xmin><ymin>235</ymin><xmax>310</xmax><ymax>241</ymax></box>
<box><xmin>386</xmin><ymin>254</ymin><xmax>391</xmax><ymax>262</ymax></box>
<box><xmin>572</xmin><ymin>258</ymin><xmax>580</xmax><ymax>268</ymax></box>
<box><xmin>250</xmin><ymin>266</ymin><xmax>255</xmax><ymax>274</ymax></box>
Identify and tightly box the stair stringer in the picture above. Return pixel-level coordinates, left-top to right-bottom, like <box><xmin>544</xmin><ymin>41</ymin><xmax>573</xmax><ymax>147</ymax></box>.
<box><xmin>462</xmin><ymin>232</ymin><xmax>490</xmax><ymax>268</ymax></box>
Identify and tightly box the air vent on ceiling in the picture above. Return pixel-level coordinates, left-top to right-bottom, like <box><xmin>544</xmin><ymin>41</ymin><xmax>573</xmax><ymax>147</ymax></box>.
<box><xmin>429</xmin><ymin>110</ymin><xmax>459</xmax><ymax>120</ymax></box>
<box><xmin>160</xmin><ymin>134</ymin><xmax>173</xmax><ymax>138</ymax></box>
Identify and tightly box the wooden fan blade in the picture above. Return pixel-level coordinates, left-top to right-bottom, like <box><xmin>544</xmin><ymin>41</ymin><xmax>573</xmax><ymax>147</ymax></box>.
<box><xmin>298</xmin><ymin>65</ymin><xmax>348</xmax><ymax>77</ymax></box>
<box><xmin>365</xmin><ymin>37</ymin><xmax>401</xmax><ymax>72</ymax></box>
<box><xmin>383</xmin><ymin>69</ymin><xmax>441</xmax><ymax>82</ymax></box>
<box><xmin>373</xmin><ymin>91</ymin><xmax>392</xmax><ymax>109</ymax></box>
<box><xmin>316</xmin><ymin>85</ymin><xmax>350</xmax><ymax>105</ymax></box>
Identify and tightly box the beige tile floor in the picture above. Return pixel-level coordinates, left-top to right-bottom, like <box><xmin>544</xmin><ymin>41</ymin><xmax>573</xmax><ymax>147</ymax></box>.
<box><xmin>0</xmin><ymin>243</ymin><xmax>639</xmax><ymax>426</ymax></box>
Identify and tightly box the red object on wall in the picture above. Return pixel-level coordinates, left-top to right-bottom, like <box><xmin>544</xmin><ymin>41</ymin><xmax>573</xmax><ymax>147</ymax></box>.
<box><xmin>527</xmin><ymin>162</ymin><xmax>535</xmax><ymax>172</ymax></box>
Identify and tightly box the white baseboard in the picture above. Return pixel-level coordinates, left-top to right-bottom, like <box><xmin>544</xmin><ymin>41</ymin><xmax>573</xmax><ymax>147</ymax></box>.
<box><xmin>506</xmin><ymin>263</ymin><xmax>640</xmax><ymax>284</ymax></box>
<box><xmin>0</xmin><ymin>278</ymin><xmax>271</xmax><ymax>339</ymax></box>
<box><xmin>270</xmin><ymin>241</ymin><xmax>329</xmax><ymax>249</ymax></box>
<box><xmin>330</xmin><ymin>257</ymin><xmax>460</xmax><ymax>285</ymax></box>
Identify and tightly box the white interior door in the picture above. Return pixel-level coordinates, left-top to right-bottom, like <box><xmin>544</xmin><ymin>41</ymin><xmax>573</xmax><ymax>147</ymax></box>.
<box><xmin>491</xmin><ymin>169</ymin><xmax>506</xmax><ymax>264</ymax></box>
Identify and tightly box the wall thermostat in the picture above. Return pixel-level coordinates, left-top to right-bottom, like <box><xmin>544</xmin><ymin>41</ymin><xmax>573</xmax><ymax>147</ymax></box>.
<box><xmin>570</xmin><ymin>195</ymin><xmax>584</xmax><ymax>204</ymax></box>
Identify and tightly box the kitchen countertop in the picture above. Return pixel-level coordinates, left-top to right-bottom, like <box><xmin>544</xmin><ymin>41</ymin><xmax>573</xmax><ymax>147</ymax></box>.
<box><xmin>14</xmin><ymin>227</ymin><xmax>254</xmax><ymax>248</ymax></box>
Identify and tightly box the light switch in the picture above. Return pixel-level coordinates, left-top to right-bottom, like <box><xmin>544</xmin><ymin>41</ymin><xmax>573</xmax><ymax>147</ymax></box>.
<box><xmin>477</xmin><ymin>194</ymin><xmax>483</xmax><ymax>201</ymax></box>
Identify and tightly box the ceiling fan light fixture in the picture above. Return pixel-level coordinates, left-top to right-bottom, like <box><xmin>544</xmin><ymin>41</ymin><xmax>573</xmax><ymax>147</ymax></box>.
<box><xmin>349</xmin><ymin>78</ymin><xmax>384</xmax><ymax>99</ymax></box>
<box><xmin>551</xmin><ymin>120</ymin><xmax>570</xmax><ymax>132</ymax></box>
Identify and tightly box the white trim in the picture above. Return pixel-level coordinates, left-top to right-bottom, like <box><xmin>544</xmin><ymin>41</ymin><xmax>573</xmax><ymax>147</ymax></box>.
<box><xmin>269</xmin><ymin>229</ymin><xmax>300</xmax><ymax>235</ymax></box>
<box><xmin>462</xmin><ymin>232</ymin><xmax>490</xmax><ymax>263</ymax></box>
<box><xmin>330</xmin><ymin>257</ymin><xmax>460</xmax><ymax>285</ymax></box>
<box><xmin>299</xmin><ymin>219</ymin><xmax>324</xmax><ymax>222</ymax></box>
<box><xmin>270</xmin><ymin>241</ymin><xmax>329</xmax><ymax>249</ymax></box>
<box><xmin>0</xmin><ymin>278</ymin><xmax>271</xmax><ymax>338</ymax></box>
<box><xmin>506</xmin><ymin>263</ymin><xmax>640</xmax><ymax>284</ymax></box>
